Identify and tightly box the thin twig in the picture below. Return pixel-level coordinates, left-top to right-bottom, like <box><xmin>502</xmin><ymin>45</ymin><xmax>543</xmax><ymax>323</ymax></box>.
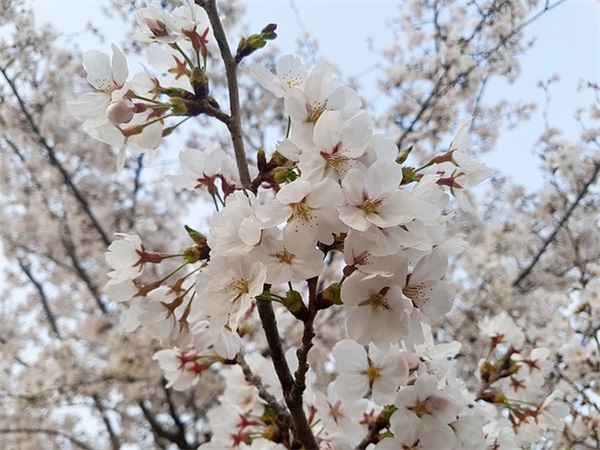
<box><xmin>0</xmin><ymin>428</ymin><xmax>94</xmax><ymax>450</ymax></box>
<box><xmin>61</xmin><ymin>224</ymin><xmax>109</xmax><ymax>315</ymax></box>
<box><xmin>92</xmin><ymin>395</ymin><xmax>121</xmax><ymax>450</ymax></box>
<box><xmin>512</xmin><ymin>161</ymin><xmax>600</xmax><ymax>288</ymax></box>
<box><xmin>17</xmin><ymin>259</ymin><xmax>62</xmax><ymax>339</ymax></box>
<box><xmin>235</xmin><ymin>353</ymin><xmax>292</xmax><ymax>425</ymax></box>
<box><xmin>0</xmin><ymin>66</ymin><xmax>111</xmax><ymax>246</ymax></box>
<box><xmin>293</xmin><ymin>277</ymin><xmax>318</xmax><ymax>402</ymax></box>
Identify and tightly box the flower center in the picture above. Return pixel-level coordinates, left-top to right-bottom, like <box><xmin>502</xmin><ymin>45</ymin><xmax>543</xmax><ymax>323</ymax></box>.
<box><xmin>403</xmin><ymin>283</ymin><xmax>429</xmax><ymax>307</ymax></box>
<box><xmin>290</xmin><ymin>201</ymin><xmax>313</xmax><ymax>223</ymax></box>
<box><xmin>360</xmin><ymin>198</ymin><xmax>382</xmax><ymax>215</ymax></box>
<box><xmin>307</xmin><ymin>100</ymin><xmax>327</xmax><ymax>123</ymax></box>
<box><xmin>359</xmin><ymin>289</ymin><xmax>390</xmax><ymax>310</ymax></box>
<box><xmin>274</xmin><ymin>249</ymin><xmax>295</xmax><ymax>265</ymax></box>
<box><xmin>229</xmin><ymin>277</ymin><xmax>249</xmax><ymax>295</ymax></box>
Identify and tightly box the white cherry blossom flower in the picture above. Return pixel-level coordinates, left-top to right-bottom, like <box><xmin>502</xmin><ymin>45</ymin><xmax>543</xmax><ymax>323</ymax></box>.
<box><xmin>299</xmin><ymin>110</ymin><xmax>372</xmax><ymax>182</ymax></box>
<box><xmin>153</xmin><ymin>348</ymin><xmax>210</xmax><ymax>390</ymax></box>
<box><xmin>250</xmin><ymin>227</ymin><xmax>324</xmax><ymax>284</ymax></box>
<box><xmin>332</xmin><ymin>340</ymin><xmax>408</xmax><ymax>405</ymax></box>
<box><xmin>134</xmin><ymin>4</ymin><xmax>179</xmax><ymax>43</ymax></box>
<box><xmin>167</xmin><ymin>146</ymin><xmax>230</xmax><ymax>191</ymax></box>
<box><xmin>479</xmin><ymin>312</ymin><xmax>525</xmax><ymax>349</ymax></box>
<box><xmin>341</xmin><ymin>272</ymin><xmax>413</xmax><ymax>349</ymax></box>
<box><xmin>202</xmin><ymin>403</ymin><xmax>262</xmax><ymax>448</ymax></box>
<box><xmin>145</xmin><ymin>45</ymin><xmax>194</xmax><ymax>91</ymax></box>
<box><xmin>313</xmin><ymin>382</ymin><xmax>369</xmax><ymax>447</ymax></box>
<box><xmin>82</xmin><ymin>111</ymin><xmax>163</xmax><ymax>171</ymax></box>
<box><xmin>250</xmin><ymin>54</ymin><xmax>308</xmax><ymax>98</ymax></box>
<box><xmin>256</xmin><ymin>177</ymin><xmax>345</xmax><ymax>250</ymax></box>
<box><xmin>391</xmin><ymin>374</ymin><xmax>463</xmax><ymax>448</ymax></box>
<box><xmin>196</xmin><ymin>253</ymin><xmax>266</xmax><ymax>327</ymax></box>
<box><xmin>402</xmin><ymin>250</ymin><xmax>455</xmax><ymax>319</ymax></box>
<box><xmin>376</xmin><ymin>414</ymin><xmax>450</xmax><ymax>450</ymax></box>
<box><xmin>105</xmin><ymin>233</ymin><xmax>153</xmax><ymax>286</ymax></box>
<box><xmin>192</xmin><ymin>315</ymin><xmax>240</xmax><ymax>359</ymax></box>
<box><xmin>284</xmin><ymin>66</ymin><xmax>361</xmax><ymax>148</ymax></box>
<box><xmin>67</xmin><ymin>44</ymin><xmax>129</xmax><ymax>127</ymax></box>
<box><xmin>208</xmin><ymin>190</ymin><xmax>263</xmax><ymax>254</ymax></box>
<box><xmin>339</xmin><ymin>160</ymin><xmax>421</xmax><ymax>231</ymax></box>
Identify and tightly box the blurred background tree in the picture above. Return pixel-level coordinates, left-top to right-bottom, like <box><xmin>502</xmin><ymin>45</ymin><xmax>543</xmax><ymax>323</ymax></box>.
<box><xmin>1</xmin><ymin>0</ymin><xmax>597</xmax><ymax>448</ymax></box>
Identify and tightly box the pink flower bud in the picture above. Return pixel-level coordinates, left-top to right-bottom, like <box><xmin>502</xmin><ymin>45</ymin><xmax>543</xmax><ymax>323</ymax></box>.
<box><xmin>107</xmin><ymin>99</ymin><xmax>135</xmax><ymax>125</ymax></box>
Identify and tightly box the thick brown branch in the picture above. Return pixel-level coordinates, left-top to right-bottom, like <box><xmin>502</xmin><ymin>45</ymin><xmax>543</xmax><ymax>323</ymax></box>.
<box><xmin>256</xmin><ymin>299</ymin><xmax>318</xmax><ymax>449</ymax></box>
<box><xmin>199</xmin><ymin>0</ymin><xmax>252</xmax><ymax>189</ymax></box>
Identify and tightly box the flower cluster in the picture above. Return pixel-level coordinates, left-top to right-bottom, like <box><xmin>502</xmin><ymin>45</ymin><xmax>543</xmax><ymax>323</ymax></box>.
<box><xmin>68</xmin><ymin>1</ymin><xmax>213</xmax><ymax>170</ymax></box>
<box><xmin>74</xmin><ymin>1</ymin><xmax>570</xmax><ymax>448</ymax></box>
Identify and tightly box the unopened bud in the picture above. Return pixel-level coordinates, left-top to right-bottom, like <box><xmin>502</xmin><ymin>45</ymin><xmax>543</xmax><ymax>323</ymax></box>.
<box><xmin>235</xmin><ymin>23</ymin><xmax>278</xmax><ymax>63</ymax></box>
<box><xmin>184</xmin><ymin>225</ymin><xmax>206</xmax><ymax>245</ymax></box>
<box><xmin>479</xmin><ymin>389</ymin><xmax>506</xmax><ymax>404</ymax></box>
<box><xmin>107</xmin><ymin>99</ymin><xmax>135</xmax><ymax>125</ymax></box>
<box><xmin>122</xmin><ymin>124</ymin><xmax>144</xmax><ymax>137</ymax></box>
<box><xmin>282</xmin><ymin>290</ymin><xmax>309</xmax><ymax>321</ymax></box>
<box><xmin>182</xmin><ymin>246</ymin><xmax>201</xmax><ymax>263</ymax></box>
<box><xmin>190</xmin><ymin>67</ymin><xmax>209</xmax><ymax>99</ymax></box>
<box><xmin>396</xmin><ymin>145</ymin><xmax>413</xmax><ymax>164</ymax></box>
<box><xmin>315</xmin><ymin>283</ymin><xmax>342</xmax><ymax>310</ymax></box>
<box><xmin>257</xmin><ymin>147</ymin><xmax>268</xmax><ymax>172</ymax></box>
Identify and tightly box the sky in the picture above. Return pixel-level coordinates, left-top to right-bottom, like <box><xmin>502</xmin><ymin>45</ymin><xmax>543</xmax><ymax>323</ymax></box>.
<box><xmin>25</xmin><ymin>0</ymin><xmax>599</xmax><ymax>193</ymax></box>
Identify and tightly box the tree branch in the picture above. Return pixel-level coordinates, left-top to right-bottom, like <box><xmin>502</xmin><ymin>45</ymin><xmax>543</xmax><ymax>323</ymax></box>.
<box><xmin>162</xmin><ymin>382</ymin><xmax>192</xmax><ymax>448</ymax></box>
<box><xmin>0</xmin><ymin>66</ymin><xmax>111</xmax><ymax>247</ymax></box>
<box><xmin>138</xmin><ymin>399</ymin><xmax>194</xmax><ymax>449</ymax></box>
<box><xmin>0</xmin><ymin>428</ymin><xmax>94</xmax><ymax>450</ymax></box>
<box><xmin>199</xmin><ymin>0</ymin><xmax>252</xmax><ymax>189</ymax></box>
<box><xmin>17</xmin><ymin>258</ymin><xmax>61</xmax><ymax>339</ymax></box>
<box><xmin>256</xmin><ymin>299</ymin><xmax>318</xmax><ymax>449</ymax></box>
<box><xmin>61</xmin><ymin>224</ymin><xmax>109</xmax><ymax>315</ymax></box>
<box><xmin>293</xmin><ymin>278</ymin><xmax>318</xmax><ymax>403</ymax></box>
<box><xmin>512</xmin><ymin>160</ymin><xmax>600</xmax><ymax>288</ymax></box>
<box><xmin>92</xmin><ymin>395</ymin><xmax>121</xmax><ymax>450</ymax></box>
<box><xmin>235</xmin><ymin>352</ymin><xmax>291</xmax><ymax>426</ymax></box>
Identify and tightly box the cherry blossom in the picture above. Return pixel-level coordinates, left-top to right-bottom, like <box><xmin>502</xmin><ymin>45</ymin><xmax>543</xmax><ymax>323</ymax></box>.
<box><xmin>67</xmin><ymin>44</ymin><xmax>129</xmax><ymax>127</ymax></box>
<box><xmin>256</xmin><ymin>176</ymin><xmax>345</xmax><ymax>249</ymax></box>
<box><xmin>298</xmin><ymin>110</ymin><xmax>373</xmax><ymax>182</ymax></box>
<box><xmin>196</xmin><ymin>254</ymin><xmax>266</xmax><ymax>327</ymax></box>
<box><xmin>341</xmin><ymin>272</ymin><xmax>413</xmax><ymax>349</ymax></box>
<box><xmin>249</xmin><ymin>54</ymin><xmax>308</xmax><ymax>98</ymax></box>
<box><xmin>332</xmin><ymin>340</ymin><xmax>409</xmax><ymax>405</ymax></box>
<box><xmin>339</xmin><ymin>159</ymin><xmax>422</xmax><ymax>231</ymax></box>
<box><xmin>105</xmin><ymin>233</ymin><xmax>158</xmax><ymax>286</ymax></box>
